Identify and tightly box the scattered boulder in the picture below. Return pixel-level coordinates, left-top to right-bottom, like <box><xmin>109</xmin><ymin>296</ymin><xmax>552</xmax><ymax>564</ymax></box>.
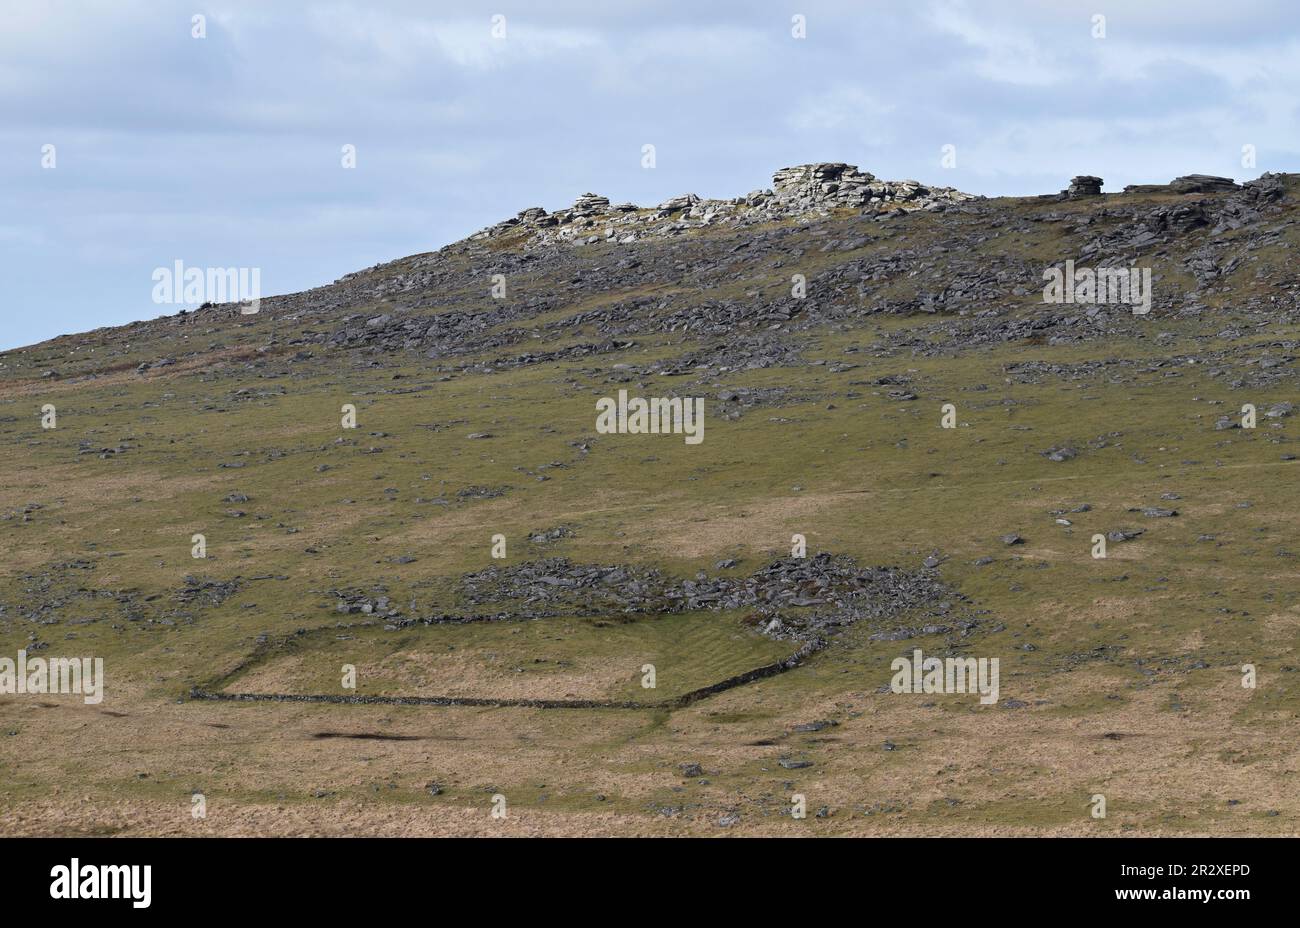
<box><xmin>1107</xmin><ymin>529</ymin><xmax>1145</xmax><ymax>542</ymax></box>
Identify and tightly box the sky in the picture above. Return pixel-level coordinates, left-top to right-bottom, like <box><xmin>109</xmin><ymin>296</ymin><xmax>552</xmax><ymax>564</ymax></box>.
<box><xmin>2</xmin><ymin>0</ymin><xmax>1298</xmax><ymax>350</ymax></box>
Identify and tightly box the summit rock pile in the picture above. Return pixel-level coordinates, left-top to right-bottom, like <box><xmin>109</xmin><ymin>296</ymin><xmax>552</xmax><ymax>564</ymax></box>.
<box><xmin>767</xmin><ymin>162</ymin><xmax>972</xmax><ymax>211</ymax></box>
<box><xmin>1065</xmin><ymin>175</ymin><xmax>1104</xmax><ymax>197</ymax></box>
<box><xmin>472</xmin><ymin>162</ymin><xmax>978</xmax><ymax>249</ymax></box>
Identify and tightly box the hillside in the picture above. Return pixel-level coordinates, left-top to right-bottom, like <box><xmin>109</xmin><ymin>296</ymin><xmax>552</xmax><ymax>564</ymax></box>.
<box><xmin>1</xmin><ymin>164</ymin><xmax>1298</xmax><ymax>836</ymax></box>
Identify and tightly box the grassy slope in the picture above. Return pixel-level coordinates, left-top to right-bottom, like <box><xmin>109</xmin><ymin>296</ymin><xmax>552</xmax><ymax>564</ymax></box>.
<box><xmin>1</xmin><ymin>187</ymin><xmax>1297</xmax><ymax>835</ymax></box>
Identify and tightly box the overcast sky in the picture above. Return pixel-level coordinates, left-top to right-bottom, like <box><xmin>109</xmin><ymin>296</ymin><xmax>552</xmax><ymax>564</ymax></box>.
<box><xmin>2</xmin><ymin>0</ymin><xmax>1298</xmax><ymax>350</ymax></box>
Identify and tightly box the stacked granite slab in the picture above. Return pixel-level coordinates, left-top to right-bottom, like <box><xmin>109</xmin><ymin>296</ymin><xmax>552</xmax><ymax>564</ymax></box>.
<box><xmin>1123</xmin><ymin>174</ymin><xmax>1240</xmax><ymax>195</ymax></box>
<box><xmin>1065</xmin><ymin>175</ymin><xmax>1104</xmax><ymax>197</ymax></box>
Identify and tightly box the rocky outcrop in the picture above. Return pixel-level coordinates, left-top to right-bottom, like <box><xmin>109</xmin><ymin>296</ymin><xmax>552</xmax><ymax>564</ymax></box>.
<box><xmin>1123</xmin><ymin>174</ymin><xmax>1241</xmax><ymax>196</ymax></box>
<box><xmin>1211</xmin><ymin>172</ymin><xmax>1285</xmax><ymax>232</ymax></box>
<box><xmin>769</xmin><ymin>162</ymin><xmax>965</xmax><ymax>210</ymax></box>
<box><xmin>1169</xmin><ymin>174</ymin><xmax>1239</xmax><ymax>194</ymax></box>
<box><xmin>473</xmin><ymin>167</ymin><xmax>1267</xmax><ymax>251</ymax></box>
<box><xmin>471</xmin><ymin>162</ymin><xmax>979</xmax><ymax>249</ymax></box>
<box><xmin>1065</xmin><ymin>175</ymin><xmax>1104</xmax><ymax>198</ymax></box>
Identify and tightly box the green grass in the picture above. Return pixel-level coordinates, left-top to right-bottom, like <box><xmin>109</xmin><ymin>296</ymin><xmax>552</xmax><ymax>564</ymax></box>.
<box><xmin>214</xmin><ymin>608</ymin><xmax>796</xmax><ymax>702</ymax></box>
<box><xmin>3</xmin><ymin>182</ymin><xmax>1299</xmax><ymax>833</ymax></box>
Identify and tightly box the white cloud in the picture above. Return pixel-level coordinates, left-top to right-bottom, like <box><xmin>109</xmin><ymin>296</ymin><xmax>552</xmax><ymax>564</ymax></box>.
<box><xmin>787</xmin><ymin>86</ymin><xmax>897</xmax><ymax>140</ymax></box>
<box><xmin>303</xmin><ymin>7</ymin><xmax>603</xmax><ymax>72</ymax></box>
<box><xmin>924</xmin><ymin>0</ymin><xmax>1064</xmax><ymax>86</ymax></box>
